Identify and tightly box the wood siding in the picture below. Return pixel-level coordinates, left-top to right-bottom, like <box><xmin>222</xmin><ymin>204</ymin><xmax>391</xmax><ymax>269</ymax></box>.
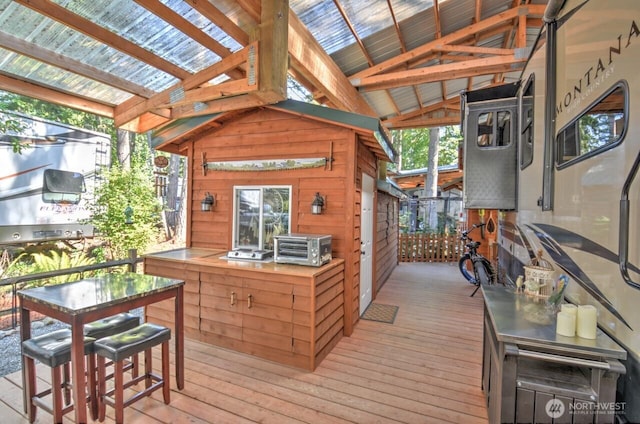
<box><xmin>144</xmin><ymin>254</ymin><xmax>345</xmax><ymax>370</ymax></box>
<box><xmin>180</xmin><ymin>107</ymin><xmax>396</xmax><ymax>336</ymax></box>
<box><xmin>376</xmin><ymin>191</ymin><xmax>399</xmax><ymax>290</ymax></box>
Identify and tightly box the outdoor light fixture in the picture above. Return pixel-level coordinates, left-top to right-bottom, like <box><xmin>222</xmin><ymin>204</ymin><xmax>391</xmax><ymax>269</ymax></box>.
<box><xmin>311</xmin><ymin>192</ymin><xmax>325</xmax><ymax>215</ymax></box>
<box><xmin>124</xmin><ymin>205</ymin><xmax>134</xmax><ymax>225</ymax></box>
<box><xmin>201</xmin><ymin>192</ymin><xmax>215</xmax><ymax>212</ymax></box>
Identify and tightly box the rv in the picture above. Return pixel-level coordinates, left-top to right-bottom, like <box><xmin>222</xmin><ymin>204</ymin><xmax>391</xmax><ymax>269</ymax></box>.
<box><xmin>0</xmin><ymin>111</ymin><xmax>110</xmax><ymax>245</ymax></box>
<box><xmin>461</xmin><ymin>0</ymin><xmax>640</xmax><ymax>421</ymax></box>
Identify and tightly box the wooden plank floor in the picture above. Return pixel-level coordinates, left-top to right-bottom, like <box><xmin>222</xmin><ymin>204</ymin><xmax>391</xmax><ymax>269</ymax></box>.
<box><xmin>0</xmin><ymin>262</ymin><xmax>488</xmax><ymax>423</ymax></box>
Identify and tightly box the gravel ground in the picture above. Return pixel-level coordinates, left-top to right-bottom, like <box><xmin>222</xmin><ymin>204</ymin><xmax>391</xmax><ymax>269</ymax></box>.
<box><xmin>0</xmin><ymin>308</ymin><xmax>144</xmax><ymax>377</ymax></box>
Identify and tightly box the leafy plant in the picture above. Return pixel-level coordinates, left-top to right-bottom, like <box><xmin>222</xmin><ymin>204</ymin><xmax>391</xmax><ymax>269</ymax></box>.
<box><xmin>7</xmin><ymin>250</ymin><xmax>97</xmax><ymax>288</ymax></box>
<box><xmin>89</xmin><ymin>165</ymin><xmax>162</xmax><ymax>260</ymax></box>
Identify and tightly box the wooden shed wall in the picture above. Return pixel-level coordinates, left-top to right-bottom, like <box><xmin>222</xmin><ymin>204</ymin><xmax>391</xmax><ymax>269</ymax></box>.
<box><xmin>187</xmin><ymin>108</ymin><xmax>352</xmax><ymax>253</ymax></box>
<box><xmin>376</xmin><ymin>191</ymin><xmax>399</xmax><ymax>292</ymax></box>
<box><xmin>182</xmin><ymin>107</ymin><xmax>392</xmax><ymax>334</ymax></box>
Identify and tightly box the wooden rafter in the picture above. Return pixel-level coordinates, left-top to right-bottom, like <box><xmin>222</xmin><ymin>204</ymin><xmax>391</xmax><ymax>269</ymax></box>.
<box><xmin>13</xmin><ymin>0</ymin><xmax>190</xmax><ymax>80</ymax></box>
<box><xmin>0</xmin><ymin>31</ymin><xmax>154</xmax><ymax>99</ymax></box>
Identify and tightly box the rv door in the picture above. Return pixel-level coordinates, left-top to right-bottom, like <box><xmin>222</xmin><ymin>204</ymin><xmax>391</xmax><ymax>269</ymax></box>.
<box><xmin>463</xmin><ymin>98</ymin><xmax>518</xmax><ymax>210</ymax></box>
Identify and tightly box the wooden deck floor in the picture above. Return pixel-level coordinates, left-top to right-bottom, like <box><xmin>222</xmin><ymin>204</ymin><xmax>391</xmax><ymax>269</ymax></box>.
<box><xmin>0</xmin><ymin>262</ymin><xmax>488</xmax><ymax>423</ymax></box>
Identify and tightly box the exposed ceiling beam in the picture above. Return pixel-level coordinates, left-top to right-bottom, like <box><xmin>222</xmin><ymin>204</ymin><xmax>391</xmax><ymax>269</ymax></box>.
<box><xmin>0</xmin><ymin>30</ymin><xmax>155</xmax><ymax>99</ymax></box>
<box><xmin>183</xmin><ymin>0</ymin><xmax>250</xmax><ymax>46</ymax></box>
<box><xmin>287</xmin><ymin>10</ymin><xmax>375</xmax><ymax>116</ymax></box>
<box><xmin>13</xmin><ymin>0</ymin><xmax>191</xmax><ymax>80</ymax></box>
<box><xmin>0</xmin><ymin>73</ymin><xmax>114</xmax><ymax>117</ymax></box>
<box><xmin>350</xmin><ymin>4</ymin><xmax>544</xmax><ymax>81</ymax></box>
<box><xmin>353</xmin><ymin>54</ymin><xmax>526</xmax><ymax>91</ymax></box>
<box><xmin>114</xmin><ymin>42</ymin><xmax>258</xmax><ymax>129</ymax></box>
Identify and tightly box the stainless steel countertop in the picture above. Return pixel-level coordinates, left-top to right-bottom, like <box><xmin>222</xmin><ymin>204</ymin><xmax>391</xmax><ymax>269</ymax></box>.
<box><xmin>482</xmin><ymin>286</ymin><xmax>627</xmax><ymax>360</ymax></box>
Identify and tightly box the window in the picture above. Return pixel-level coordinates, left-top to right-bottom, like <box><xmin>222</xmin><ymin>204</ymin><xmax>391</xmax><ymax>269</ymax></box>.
<box><xmin>520</xmin><ymin>75</ymin><xmax>535</xmax><ymax>168</ymax></box>
<box><xmin>556</xmin><ymin>84</ymin><xmax>627</xmax><ymax>167</ymax></box>
<box><xmin>233</xmin><ymin>186</ymin><xmax>291</xmax><ymax>250</ymax></box>
<box><xmin>42</xmin><ymin>169</ymin><xmax>85</xmax><ymax>204</ymax></box>
<box><xmin>477</xmin><ymin>110</ymin><xmax>512</xmax><ymax>147</ymax></box>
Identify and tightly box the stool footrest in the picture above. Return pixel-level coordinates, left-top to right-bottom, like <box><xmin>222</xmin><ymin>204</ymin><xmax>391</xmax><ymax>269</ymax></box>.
<box><xmin>102</xmin><ymin>373</ymin><xmax>164</xmax><ymax>409</ymax></box>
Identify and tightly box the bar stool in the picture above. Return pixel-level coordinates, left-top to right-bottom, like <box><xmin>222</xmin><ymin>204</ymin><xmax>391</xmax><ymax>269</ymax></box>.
<box><xmin>84</xmin><ymin>312</ymin><xmax>141</xmax><ymax>378</ymax></box>
<box><xmin>94</xmin><ymin>323</ymin><xmax>171</xmax><ymax>423</ymax></box>
<box><xmin>21</xmin><ymin>329</ymin><xmax>96</xmax><ymax>424</ymax></box>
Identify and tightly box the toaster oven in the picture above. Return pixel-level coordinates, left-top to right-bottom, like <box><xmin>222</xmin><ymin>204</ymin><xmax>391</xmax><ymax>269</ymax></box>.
<box><xmin>274</xmin><ymin>233</ymin><xmax>332</xmax><ymax>267</ymax></box>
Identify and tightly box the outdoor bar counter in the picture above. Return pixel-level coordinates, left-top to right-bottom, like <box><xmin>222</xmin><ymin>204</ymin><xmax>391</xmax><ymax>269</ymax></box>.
<box><xmin>482</xmin><ymin>286</ymin><xmax>626</xmax><ymax>424</ymax></box>
<box><xmin>142</xmin><ymin>248</ymin><xmax>346</xmax><ymax>370</ymax></box>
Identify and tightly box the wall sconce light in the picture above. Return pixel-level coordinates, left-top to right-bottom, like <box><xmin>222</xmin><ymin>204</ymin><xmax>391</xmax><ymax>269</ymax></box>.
<box><xmin>311</xmin><ymin>192</ymin><xmax>325</xmax><ymax>215</ymax></box>
<box><xmin>124</xmin><ymin>205</ymin><xmax>134</xmax><ymax>225</ymax></box>
<box><xmin>201</xmin><ymin>192</ymin><xmax>215</xmax><ymax>212</ymax></box>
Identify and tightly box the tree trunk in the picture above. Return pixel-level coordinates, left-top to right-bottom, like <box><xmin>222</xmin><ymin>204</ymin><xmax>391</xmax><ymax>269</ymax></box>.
<box><xmin>425</xmin><ymin>127</ymin><xmax>440</xmax><ymax>231</ymax></box>
<box><xmin>116</xmin><ymin>129</ymin><xmax>132</xmax><ymax>169</ymax></box>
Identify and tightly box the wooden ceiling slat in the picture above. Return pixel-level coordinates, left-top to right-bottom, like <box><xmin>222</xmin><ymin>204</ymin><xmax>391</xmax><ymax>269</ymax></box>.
<box><xmin>0</xmin><ymin>30</ymin><xmax>155</xmax><ymax>98</ymax></box>
<box><xmin>183</xmin><ymin>0</ymin><xmax>250</xmax><ymax>46</ymax></box>
<box><xmin>13</xmin><ymin>0</ymin><xmax>191</xmax><ymax>80</ymax></box>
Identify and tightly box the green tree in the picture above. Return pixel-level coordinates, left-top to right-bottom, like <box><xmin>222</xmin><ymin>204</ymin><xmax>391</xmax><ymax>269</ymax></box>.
<box><xmin>89</xmin><ymin>166</ymin><xmax>162</xmax><ymax>260</ymax></box>
<box><xmin>390</xmin><ymin>126</ymin><xmax>461</xmax><ymax>171</ymax></box>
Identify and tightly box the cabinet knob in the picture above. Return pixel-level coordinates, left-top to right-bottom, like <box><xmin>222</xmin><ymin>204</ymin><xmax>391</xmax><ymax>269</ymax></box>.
<box><xmin>247</xmin><ymin>294</ymin><xmax>253</xmax><ymax>309</ymax></box>
<box><xmin>230</xmin><ymin>291</ymin><xmax>236</xmax><ymax>306</ymax></box>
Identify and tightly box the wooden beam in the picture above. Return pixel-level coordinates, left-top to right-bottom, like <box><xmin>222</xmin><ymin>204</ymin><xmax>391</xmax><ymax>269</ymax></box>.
<box><xmin>170</xmin><ymin>93</ymin><xmax>266</xmax><ymax>120</ymax></box>
<box><xmin>0</xmin><ymin>73</ymin><xmax>114</xmax><ymax>117</ymax></box>
<box><xmin>353</xmin><ymin>54</ymin><xmax>526</xmax><ymax>91</ymax></box>
<box><xmin>350</xmin><ymin>4</ymin><xmax>545</xmax><ymax>81</ymax></box>
<box><xmin>254</xmin><ymin>0</ymin><xmax>288</xmax><ymax>103</ymax></box>
<box><xmin>288</xmin><ymin>10</ymin><xmax>376</xmax><ymax>116</ymax></box>
<box><xmin>14</xmin><ymin>0</ymin><xmax>191</xmax><ymax>80</ymax></box>
<box><xmin>183</xmin><ymin>0</ymin><xmax>250</xmax><ymax>46</ymax></box>
<box><xmin>114</xmin><ymin>42</ymin><xmax>257</xmax><ymax>129</ymax></box>
<box><xmin>0</xmin><ymin>30</ymin><xmax>155</xmax><ymax>98</ymax></box>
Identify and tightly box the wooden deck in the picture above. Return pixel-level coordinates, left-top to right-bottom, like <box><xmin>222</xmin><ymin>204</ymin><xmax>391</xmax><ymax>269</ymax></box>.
<box><xmin>0</xmin><ymin>263</ymin><xmax>488</xmax><ymax>423</ymax></box>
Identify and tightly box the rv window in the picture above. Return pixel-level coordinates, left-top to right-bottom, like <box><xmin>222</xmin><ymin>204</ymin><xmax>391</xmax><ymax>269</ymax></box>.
<box><xmin>42</xmin><ymin>169</ymin><xmax>85</xmax><ymax>204</ymax></box>
<box><xmin>233</xmin><ymin>186</ymin><xmax>291</xmax><ymax>251</ymax></box>
<box><xmin>557</xmin><ymin>85</ymin><xmax>626</xmax><ymax>166</ymax></box>
<box><xmin>477</xmin><ymin>111</ymin><xmax>512</xmax><ymax>147</ymax></box>
<box><xmin>520</xmin><ymin>75</ymin><xmax>534</xmax><ymax>168</ymax></box>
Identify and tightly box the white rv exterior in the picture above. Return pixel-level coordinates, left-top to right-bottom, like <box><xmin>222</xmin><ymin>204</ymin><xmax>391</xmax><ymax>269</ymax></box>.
<box><xmin>0</xmin><ymin>111</ymin><xmax>110</xmax><ymax>244</ymax></box>
<box><xmin>462</xmin><ymin>0</ymin><xmax>640</xmax><ymax>420</ymax></box>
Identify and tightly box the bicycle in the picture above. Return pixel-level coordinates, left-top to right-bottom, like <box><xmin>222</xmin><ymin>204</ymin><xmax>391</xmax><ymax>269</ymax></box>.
<box><xmin>458</xmin><ymin>223</ymin><xmax>496</xmax><ymax>297</ymax></box>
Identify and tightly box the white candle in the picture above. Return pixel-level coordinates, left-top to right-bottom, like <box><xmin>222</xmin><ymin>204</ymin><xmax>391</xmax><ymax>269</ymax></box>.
<box><xmin>561</xmin><ymin>303</ymin><xmax>578</xmax><ymax>316</ymax></box>
<box><xmin>556</xmin><ymin>311</ymin><xmax>576</xmax><ymax>337</ymax></box>
<box><xmin>577</xmin><ymin>305</ymin><xmax>598</xmax><ymax>339</ymax></box>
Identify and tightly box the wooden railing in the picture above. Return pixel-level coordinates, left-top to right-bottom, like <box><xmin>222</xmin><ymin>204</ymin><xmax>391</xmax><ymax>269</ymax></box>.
<box><xmin>398</xmin><ymin>233</ymin><xmax>464</xmax><ymax>263</ymax></box>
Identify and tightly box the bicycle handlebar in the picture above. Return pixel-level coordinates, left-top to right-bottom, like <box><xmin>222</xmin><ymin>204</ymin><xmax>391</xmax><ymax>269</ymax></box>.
<box><xmin>460</xmin><ymin>223</ymin><xmax>486</xmax><ymax>238</ymax></box>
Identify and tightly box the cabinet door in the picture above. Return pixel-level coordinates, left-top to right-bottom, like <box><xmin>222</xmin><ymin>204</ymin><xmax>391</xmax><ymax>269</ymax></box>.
<box><xmin>241</xmin><ymin>276</ymin><xmax>294</xmax><ymax>351</ymax></box>
<box><xmin>199</xmin><ymin>272</ymin><xmax>243</xmax><ymax>341</ymax></box>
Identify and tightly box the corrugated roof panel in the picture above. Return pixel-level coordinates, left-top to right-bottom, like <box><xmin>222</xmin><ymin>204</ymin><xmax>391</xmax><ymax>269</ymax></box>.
<box><xmin>387</xmin><ymin>86</ymin><xmax>419</xmax><ymax>115</ymax></box>
<box><xmin>0</xmin><ymin>47</ymin><xmax>131</xmax><ymax>104</ymax></box>
<box><xmin>400</xmin><ymin>8</ymin><xmax>437</xmax><ymax>52</ymax></box>
<box><xmin>290</xmin><ymin>0</ymin><xmax>354</xmax><ymax>53</ymax></box>
<box><xmin>439</xmin><ymin>0</ymin><xmax>476</xmax><ymax>35</ymax></box>
<box><xmin>361</xmin><ymin>90</ymin><xmax>396</xmax><ymax>118</ymax></box>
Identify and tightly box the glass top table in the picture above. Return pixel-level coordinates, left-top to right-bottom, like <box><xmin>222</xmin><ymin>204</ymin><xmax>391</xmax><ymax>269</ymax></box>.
<box><xmin>18</xmin><ymin>273</ymin><xmax>185</xmax><ymax>423</ymax></box>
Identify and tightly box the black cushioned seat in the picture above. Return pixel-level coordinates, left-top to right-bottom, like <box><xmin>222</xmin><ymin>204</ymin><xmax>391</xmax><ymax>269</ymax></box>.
<box><xmin>22</xmin><ymin>329</ymin><xmax>94</xmax><ymax>366</ymax></box>
<box><xmin>22</xmin><ymin>329</ymin><xmax>96</xmax><ymax>423</ymax></box>
<box><xmin>94</xmin><ymin>323</ymin><xmax>171</xmax><ymax>423</ymax></box>
<box><xmin>93</xmin><ymin>323</ymin><xmax>170</xmax><ymax>361</ymax></box>
<box><xmin>84</xmin><ymin>312</ymin><xmax>140</xmax><ymax>340</ymax></box>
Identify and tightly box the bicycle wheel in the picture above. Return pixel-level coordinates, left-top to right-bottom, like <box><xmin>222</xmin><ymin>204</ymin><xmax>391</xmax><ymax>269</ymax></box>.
<box><xmin>458</xmin><ymin>255</ymin><xmax>476</xmax><ymax>284</ymax></box>
<box><xmin>475</xmin><ymin>261</ymin><xmax>490</xmax><ymax>286</ymax></box>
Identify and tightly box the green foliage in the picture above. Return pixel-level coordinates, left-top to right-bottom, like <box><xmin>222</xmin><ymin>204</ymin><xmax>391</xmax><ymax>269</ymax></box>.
<box><xmin>2</xmin><ymin>250</ymin><xmax>97</xmax><ymax>288</ymax></box>
<box><xmin>390</xmin><ymin>126</ymin><xmax>461</xmax><ymax>171</ymax></box>
<box><xmin>0</xmin><ymin>91</ymin><xmax>114</xmax><ymax>135</ymax></box>
<box><xmin>90</xmin><ymin>165</ymin><xmax>162</xmax><ymax>259</ymax></box>
<box><xmin>0</xmin><ymin>115</ymin><xmax>27</xmax><ymax>153</ymax></box>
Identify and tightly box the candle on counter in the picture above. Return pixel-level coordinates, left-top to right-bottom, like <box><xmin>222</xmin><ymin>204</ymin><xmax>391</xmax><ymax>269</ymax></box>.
<box><xmin>561</xmin><ymin>303</ymin><xmax>578</xmax><ymax>316</ymax></box>
<box><xmin>577</xmin><ymin>305</ymin><xmax>598</xmax><ymax>339</ymax></box>
<box><xmin>556</xmin><ymin>311</ymin><xmax>576</xmax><ymax>337</ymax></box>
